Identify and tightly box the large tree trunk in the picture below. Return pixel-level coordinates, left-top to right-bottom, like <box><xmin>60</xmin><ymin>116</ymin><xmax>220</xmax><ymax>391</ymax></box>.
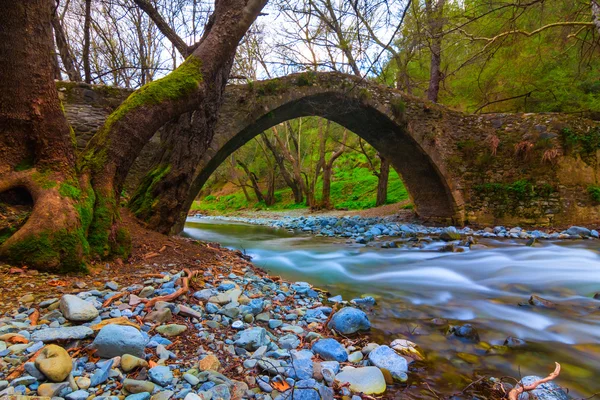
<box><xmin>0</xmin><ymin>0</ymin><xmax>89</xmax><ymax>271</ymax></box>
<box><xmin>84</xmin><ymin>0</ymin><xmax>267</xmax><ymax>245</ymax></box>
<box><xmin>376</xmin><ymin>154</ymin><xmax>390</xmax><ymax>207</ymax></box>
<box><xmin>0</xmin><ymin>0</ymin><xmax>267</xmax><ymax>270</ymax></box>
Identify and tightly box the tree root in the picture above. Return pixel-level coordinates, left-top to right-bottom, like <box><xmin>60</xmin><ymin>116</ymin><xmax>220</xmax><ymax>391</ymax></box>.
<box><xmin>141</xmin><ymin>268</ymin><xmax>200</xmax><ymax>310</ymax></box>
<box><xmin>508</xmin><ymin>363</ymin><xmax>561</xmax><ymax>400</ymax></box>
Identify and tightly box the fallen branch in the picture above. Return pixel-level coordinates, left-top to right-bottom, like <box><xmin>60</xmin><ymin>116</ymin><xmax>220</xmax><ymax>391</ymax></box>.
<box><xmin>102</xmin><ymin>292</ymin><xmax>126</xmax><ymax>308</ymax></box>
<box><xmin>508</xmin><ymin>363</ymin><xmax>561</xmax><ymax>400</ymax></box>
<box><xmin>141</xmin><ymin>268</ymin><xmax>200</xmax><ymax>310</ymax></box>
<box><xmin>28</xmin><ymin>309</ymin><xmax>40</xmax><ymax>326</ymax></box>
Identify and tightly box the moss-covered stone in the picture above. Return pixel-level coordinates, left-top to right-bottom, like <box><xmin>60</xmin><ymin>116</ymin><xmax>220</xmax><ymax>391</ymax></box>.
<box><xmin>390</xmin><ymin>98</ymin><xmax>406</xmax><ymax>118</ymax></box>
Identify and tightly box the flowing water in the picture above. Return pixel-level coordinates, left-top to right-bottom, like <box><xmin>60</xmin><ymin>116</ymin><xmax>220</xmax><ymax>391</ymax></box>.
<box><xmin>184</xmin><ymin>217</ymin><xmax>600</xmax><ymax>397</ymax></box>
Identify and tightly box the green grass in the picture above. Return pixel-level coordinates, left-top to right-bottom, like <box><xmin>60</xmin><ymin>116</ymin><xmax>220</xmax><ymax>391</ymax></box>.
<box><xmin>191</xmin><ymin>166</ymin><xmax>410</xmax><ymax>213</ymax></box>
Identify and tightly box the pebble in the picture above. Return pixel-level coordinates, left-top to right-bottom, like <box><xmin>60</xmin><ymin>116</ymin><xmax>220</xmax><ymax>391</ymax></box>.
<box><xmin>59</xmin><ymin>294</ymin><xmax>99</xmax><ymax>322</ymax></box>
<box><xmin>92</xmin><ymin>325</ymin><xmax>146</xmax><ymax>358</ymax></box>
<box><xmin>335</xmin><ymin>366</ymin><xmax>387</xmax><ymax>394</ymax></box>
<box><xmin>156</xmin><ymin>324</ymin><xmax>187</xmax><ymax>337</ymax></box>
<box><xmin>35</xmin><ymin>344</ymin><xmax>73</xmax><ymax>382</ymax></box>
<box><xmin>148</xmin><ymin>366</ymin><xmax>173</xmax><ymax>386</ymax></box>
<box><xmin>327</xmin><ymin>307</ymin><xmax>371</xmax><ymax>335</ymax></box>
<box><xmin>31</xmin><ymin>326</ymin><xmax>94</xmax><ymax>342</ymax></box>
<box><xmin>367</xmin><ymin>345</ymin><xmax>408</xmax><ymax>382</ymax></box>
<box><xmin>121</xmin><ymin>354</ymin><xmax>149</xmax><ymax>372</ymax></box>
<box><xmin>312</xmin><ymin>339</ymin><xmax>348</xmax><ymax>362</ymax></box>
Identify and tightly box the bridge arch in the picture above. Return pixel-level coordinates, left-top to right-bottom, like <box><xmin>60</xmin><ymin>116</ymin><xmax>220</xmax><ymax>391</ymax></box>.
<box><xmin>178</xmin><ymin>73</ymin><xmax>466</xmax><ymax>232</ymax></box>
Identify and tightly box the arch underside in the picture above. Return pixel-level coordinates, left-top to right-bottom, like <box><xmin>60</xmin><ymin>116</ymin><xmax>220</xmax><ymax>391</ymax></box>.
<box><xmin>186</xmin><ymin>92</ymin><xmax>460</xmax><ymax>224</ymax></box>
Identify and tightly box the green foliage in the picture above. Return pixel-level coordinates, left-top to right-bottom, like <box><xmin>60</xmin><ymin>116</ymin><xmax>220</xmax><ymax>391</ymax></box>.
<box><xmin>256</xmin><ymin>79</ymin><xmax>285</xmax><ymax>96</ymax></box>
<box><xmin>390</xmin><ymin>98</ymin><xmax>406</xmax><ymax>118</ymax></box>
<box><xmin>14</xmin><ymin>156</ymin><xmax>34</xmax><ymax>172</ymax></box>
<box><xmin>588</xmin><ymin>185</ymin><xmax>600</xmax><ymax>203</ymax></box>
<box><xmin>296</xmin><ymin>72</ymin><xmax>317</xmax><ymax>87</ymax></box>
<box><xmin>560</xmin><ymin>127</ymin><xmax>600</xmax><ymax>157</ymax></box>
<box><xmin>382</xmin><ymin>0</ymin><xmax>600</xmax><ymax>113</ymax></box>
<box><xmin>128</xmin><ymin>164</ymin><xmax>172</xmax><ymax>219</ymax></box>
<box><xmin>474</xmin><ymin>180</ymin><xmax>555</xmax><ymax>217</ymax></box>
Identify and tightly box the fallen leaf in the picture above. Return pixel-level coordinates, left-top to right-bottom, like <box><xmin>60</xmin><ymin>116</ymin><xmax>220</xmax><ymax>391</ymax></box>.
<box><xmin>272</xmin><ymin>380</ymin><xmax>291</xmax><ymax>391</ymax></box>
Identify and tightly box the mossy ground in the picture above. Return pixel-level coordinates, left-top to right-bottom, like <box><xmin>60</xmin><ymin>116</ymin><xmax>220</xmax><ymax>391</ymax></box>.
<box><xmin>192</xmin><ymin>163</ymin><xmax>410</xmax><ymax>214</ymax></box>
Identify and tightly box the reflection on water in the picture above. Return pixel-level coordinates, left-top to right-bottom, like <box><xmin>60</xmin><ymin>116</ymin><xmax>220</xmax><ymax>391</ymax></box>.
<box><xmin>183</xmin><ymin>217</ymin><xmax>600</xmax><ymax>396</ymax></box>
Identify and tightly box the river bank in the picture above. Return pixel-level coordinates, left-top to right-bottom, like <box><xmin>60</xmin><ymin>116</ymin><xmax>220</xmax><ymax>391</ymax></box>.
<box><xmin>0</xmin><ymin>211</ymin><xmax>539</xmax><ymax>400</ymax></box>
<box><xmin>187</xmin><ymin>211</ymin><xmax>600</xmax><ymax>245</ymax></box>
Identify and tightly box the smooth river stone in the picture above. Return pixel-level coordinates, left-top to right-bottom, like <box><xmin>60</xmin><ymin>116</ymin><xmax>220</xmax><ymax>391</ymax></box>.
<box><xmin>335</xmin><ymin>366</ymin><xmax>387</xmax><ymax>394</ymax></box>
<box><xmin>59</xmin><ymin>294</ymin><xmax>99</xmax><ymax>322</ymax></box>
<box><xmin>31</xmin><ymin>326</ymin><xmax>94</xmax><ymax>342</ymax></box>
<box><xmin>35</xmin><ymin>344</ymin><xmax>73</xmax><ymax>382</ymax></box>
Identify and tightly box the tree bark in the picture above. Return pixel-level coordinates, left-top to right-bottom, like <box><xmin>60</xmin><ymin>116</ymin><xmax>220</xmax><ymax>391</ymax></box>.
<box><xmin>376</xmin><ymin>154</ymin><xmax>390</xmax><ymax>207</ymax></box>
<box><xmin>321</xmin><ymin>129</ymin><xmax>346</xmax><ymax>209</ymax></box>
<box><xmin>0</xmin><ymin>0</ymin><xmax>90</xmax><ymax>271</ymax></box>
<box><xmin>236</xmin><ymin>160</ymin><xmax>265</xmax><ymax>203</ymax></box>
<box><xmin>83</xmin><ymin>0</ymin><xmax>92</xmax><ymax>83</ymax></box>
<box><xmin>425</xmin><ymin>0</ymin><xmax>444</xmax><ymax>103</ymax></box>
<box><xmin>51</xmin><ymin>13</ymin><xmax>82</xmax><ymax>81</ymax></box>
<box><xmin>261</xmin><ymin>132</ymin><xmax>303</xmax><ymax>204</ymax></box>
<box><xmin>120</xmin><ymin>0</ymin><xmax>267</xmax><ymax>236</ymax></box>
<box><xmin>593</xmin><ymin>0</ymin><xmax>600</xmax><ymax>36</ymax></box>
<box><xmin>133</xmin><ymin>0</ymin><xmax>196</xmax><ymax>57</ymax></box>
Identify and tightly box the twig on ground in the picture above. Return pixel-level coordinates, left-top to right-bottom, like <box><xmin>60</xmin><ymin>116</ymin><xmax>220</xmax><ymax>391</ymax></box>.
<box><xmin>508</xmin><ymin>363</ymin><xmax>561</xmax><ymax>400</ymax></box>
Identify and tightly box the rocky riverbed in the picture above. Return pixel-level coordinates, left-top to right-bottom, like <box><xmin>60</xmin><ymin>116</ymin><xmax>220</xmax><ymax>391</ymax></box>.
<box><xmin>189</xmin><ymin>214</ymin><xmax>599</xmax><ymax>245</ymax></box>
<box><xmin>0</xmin><ymin>262</ymin><xmax>570</xmax><ymax>400</ymax></box>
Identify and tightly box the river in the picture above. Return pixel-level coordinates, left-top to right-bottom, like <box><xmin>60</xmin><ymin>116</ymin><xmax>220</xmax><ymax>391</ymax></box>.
<box><xmin>183</xmin><ymin>217</ymin><xmax>600</xmax><ymax>397</ymax></box>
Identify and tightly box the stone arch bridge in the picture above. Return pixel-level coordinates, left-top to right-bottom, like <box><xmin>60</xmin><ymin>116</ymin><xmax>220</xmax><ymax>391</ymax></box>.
<box><xmin>60</xmin><ymin>72</ymin><xmax>600</xmax><ymax>233</ymax></box>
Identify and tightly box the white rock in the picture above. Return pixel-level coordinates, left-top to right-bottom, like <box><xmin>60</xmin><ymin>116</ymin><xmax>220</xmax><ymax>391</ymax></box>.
<box><xmin>335</xmin><ymin>366</ymin><xmax>387</xmax><ymax>394</ymax></box>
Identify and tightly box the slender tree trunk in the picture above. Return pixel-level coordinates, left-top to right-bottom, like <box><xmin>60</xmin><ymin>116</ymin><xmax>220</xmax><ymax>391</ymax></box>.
<box><xmin>593</xmin><ymin>0</ymin><xmax>600</xmax><ymax>36</ymax></box>
<box><xmin>320</xmin><ymin>129</ymin><xmax>346</xmax><ymax>209</ymax></box>
<box><xmin>261</xmin><ymin>132</ymin><xmax>303</xmax><ymax>203</ymax></box>
<box><xmin>426</xmin><ymin>0</ymin><xmax>444</xmax><ymax>102</ymax></box>
<box><xmin>236</xmin><ymin>161</ymin><xmax>265</xmax><ymax>203</ymax></box>
<box><xmin>51</xmin><ymin>14</ymin><xmax>82</xmax><ymax>81</ymax></box>
<box><xmin>376</xmin><ymin>154</ymin><xmax>390</xmax><ymax>207</ymax></box>
<box><xmin>83</xmin><ymin>0</ymin><xmax>92</xmax><ymax>83</ymax></box>
<box><xmin>0</xmin><ymin>0</ymin><xmax>90</xmax><ymax>271</ymax></box>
